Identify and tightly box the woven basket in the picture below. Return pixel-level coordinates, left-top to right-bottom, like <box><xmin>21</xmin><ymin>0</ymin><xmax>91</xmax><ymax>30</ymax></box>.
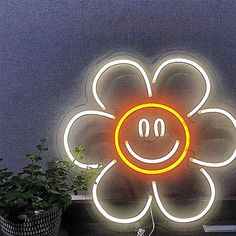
<box><xmin>0</xmin><ymin>207</ymin><xmax>62</xmax><ymax>236</ymax></box>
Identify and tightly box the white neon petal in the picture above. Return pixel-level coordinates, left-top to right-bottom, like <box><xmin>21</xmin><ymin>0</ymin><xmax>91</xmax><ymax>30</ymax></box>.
<box><xmin>190</xmin><ymin>149</ymin><xmax>236</xmax><ymax>168</ymax></box>
<box><xmin>198</xmin><ymin>108</ymin><xmax>236</xmax><ymax>128</ymax></box>
<box><xmin>190</xmin><ymin>108</ymin><xmax>236</xmax><ymax>168</ymax></box>
<box><xmin>63</xmin><ymin>110</ymin><xmax>115</xmax><ymax>169</ymax></box>
<box><xmin>92</xmin><ymin>59</ymin><xmax>153</xmax><ymax>110</ymax></box>
<box><xmin>152</xmin><ymin>168</ymin><xmax>215</xmax><ymax>223</ymax></box>
<box><xmin>138</xmin><ymin>118</ymin><xmax>150</xmax><ymax>138</ymax></box>
<box><xmin>152</xmin><ymin>58</ymin><xmax>211</xmax><ymax>117</ymax></box>
<box><xmin>92</xmin><ymin>160</ymin><xmax>153</xmax><ymax>224</ymax></box>
<box><xmin>125</xmin><ymin>140</ymin><xmax>180</xmax><ymax>164</ymax></box>
<box><xmin>154</xmin><ymin>118</ymin><xmax>166</xmax><ymax>137</ymax></box>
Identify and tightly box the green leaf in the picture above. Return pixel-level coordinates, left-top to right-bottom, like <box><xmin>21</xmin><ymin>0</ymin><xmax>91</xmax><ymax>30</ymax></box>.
<box><xmin>24</xmin><ymin>164</ymin><xmax>42</xmax><ymax>170</ymax></box>
<box><xmin>48</xmin><ymin>190</ymin><xmax>60</xmax><ymax>195</ymax></box>
<box><xmin>36</xmin><ymin>145</ymin><xmax>43</xmax><ymax>150</ymax></box>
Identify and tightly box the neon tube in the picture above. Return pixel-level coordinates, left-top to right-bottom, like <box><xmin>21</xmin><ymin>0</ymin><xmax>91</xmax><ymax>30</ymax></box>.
<box><xmin>138</xmin><ymin>118</ymin><xmax>150</xmax><ymax>137</ymax></box>
<box><xmin>64</xmin><ymin>110</ymin><xmax>115</xmax><ymax>169</ymax></box>
<box><xmin>152</xmin><ymin>58</ymin><xmax>211</xmax><ymax>118</ymax></box>
<box><xmin>198</xmin><ymin>108</ymin><xmax>236</xmax><ymax>128</ymax></box>
<box><xmin>152</xmin><ymin>168</ymin><xmax>215</xmax><ymax>223</ymax></box>
<box><xmin>125</xmin><ymin>140</ymin><xmax>180</xmax><ymax>164</ymax></box>
<box><xmin>190</xmin><ymin>108</ymin><xmax>236</xmax><ymax>168</ymax></box>
<box><xmin>115</xmin><ymin>103</ymin><xmax>190</xmax><ymax>174</ymax></box>
<box><xmin>154</xmin><ymin>118</ymin><xmax>166</xmax><ymax>137</ymax></box>
<box><xmin>190</xmin><ymin>149</ymin><xmax>236</xmax><ymax>168</ymax></box>
<box><xmin>92</xmin><ymin>59</ymin><xmax>153</xmax><ymax>110</ymax></box>
<box><xmin>92</xmin><ymin>160</ymin><xmax>153</xmax><ymax>223</ymax></box>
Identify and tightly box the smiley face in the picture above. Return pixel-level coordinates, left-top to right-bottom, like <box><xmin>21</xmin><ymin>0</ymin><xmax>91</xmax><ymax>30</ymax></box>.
<box><xmin>114</xmin><ymin>103</ymin><xmax>190</xmax><ymax>175</ymax></box>
<box><xmin>125</xmin><ymin>117</ymin><xmax>180</xmax><ymax>164</ymax></box>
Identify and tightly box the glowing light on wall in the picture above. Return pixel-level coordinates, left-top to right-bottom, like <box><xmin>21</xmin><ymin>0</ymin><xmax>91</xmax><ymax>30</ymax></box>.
<box><xmin>92</xmin><ymin>59</ymin><xmax>153</xmax><ymax>110</ymax></box>
<box><xmin>114</xmin><ymin>103</ymin><xmax>190</xmax><ymax>174</ymax></box>
<box><xmin>152</xmin><ymin>58</ymin><xmax>211</xmax><ymax>118</ymax></box>
<box><xmin>154</xmin><ymin>118</ymin><xmax>166</xmax><ymax>137</ymax></box>
<box><xmin>190</xmin><ymin>149</ymin><xmax>236</xmax><ymax>168</ymax></box>
<box><xmin>125</xmin><ymin>140</ymin><xmax>180</xmax><ymax>164</ymax></box>
<box><xmin>62</xmin><ymin>55</ymin><xmax>236</xmax><ymax>228</ymax></box>
<box><xmin>92</xmin><ymin>160</ymin><xmax>153</xmax><ymax>224</ymax></box>
<box><xmin>199</xmin><ymin>108</ymin><xmax>236</xmax><ymax>128</ymax></box>
<box><xmin>63</xmin><ymin>110</ymin><xmax>115</xmax><ymax>169</ymax></box>
<box><xmin>189</xmin><ymin>108</ymin><xmax>236</xmax><ymax>168</ymax></box>
<box><xmin>138</xmin><ymin>118</ymin><xmax>150</xmax><ymax>137</ymax></box>
<box><xmin>152</xmin><ymin>168</ymin><xmax>215</xmax><ymax>223</ymax></box>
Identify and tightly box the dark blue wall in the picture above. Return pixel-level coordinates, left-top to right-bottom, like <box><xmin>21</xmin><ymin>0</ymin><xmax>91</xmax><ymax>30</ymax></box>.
<box><xmin>0</xmin><ymin>0</ymin><xmax>235</xmax><ymax>195</ymax></box>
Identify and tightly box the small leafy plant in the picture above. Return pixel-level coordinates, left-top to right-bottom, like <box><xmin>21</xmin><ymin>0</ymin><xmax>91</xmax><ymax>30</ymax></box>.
<box><xmin>0</xmin><ymin>139</ymin><xmax>97</xmax><ymax>220</ymax></box>
<box><xmin>0</xmin><ymin>161</ymin><xmax>13</xmax><ymax>202</ymax></box>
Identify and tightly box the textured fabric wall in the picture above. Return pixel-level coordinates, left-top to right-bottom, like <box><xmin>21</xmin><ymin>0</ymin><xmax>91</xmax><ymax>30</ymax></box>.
<box><xmin>0</xmin><ymin>0</ymin><xmax>235</xmax><ymax>198</ymax></box>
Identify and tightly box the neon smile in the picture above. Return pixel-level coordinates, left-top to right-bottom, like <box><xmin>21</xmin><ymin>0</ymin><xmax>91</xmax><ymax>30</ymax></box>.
<box><xmin>125</xmin><ymin>140</ymin><xmax>180</xmax><ymax>164</ymax></box>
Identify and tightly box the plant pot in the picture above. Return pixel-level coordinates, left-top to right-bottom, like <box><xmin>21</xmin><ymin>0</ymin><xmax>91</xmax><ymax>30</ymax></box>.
<box><xmin>0</xmin><ymin>207</ymin><xmax>62</xmax><ymax>236</ymax></box>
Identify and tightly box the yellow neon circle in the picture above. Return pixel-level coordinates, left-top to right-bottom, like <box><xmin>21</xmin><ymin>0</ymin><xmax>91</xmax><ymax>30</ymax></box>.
<box><xmin>114</xmin><ymin>103</ymin><xmax>190</xmax><ymax>175</ymax></box>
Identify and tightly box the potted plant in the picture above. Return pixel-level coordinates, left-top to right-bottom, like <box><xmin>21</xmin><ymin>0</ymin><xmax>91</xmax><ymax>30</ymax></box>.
<box><xmin>0</xmin><ymin>139</ymin><xmax>95</xmax><ymax>236</ymax></box>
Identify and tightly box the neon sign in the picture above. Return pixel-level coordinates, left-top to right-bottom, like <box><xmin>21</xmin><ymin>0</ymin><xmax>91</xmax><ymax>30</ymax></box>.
<box><xmin>62</xmin><ymin>55</ymin><xmax>236</xmax><ymax>226</ymax></box>
<box><xmin>114</xmin><ymin>103</ymin><xmax>190</xmax><ymax>174</ymax></box>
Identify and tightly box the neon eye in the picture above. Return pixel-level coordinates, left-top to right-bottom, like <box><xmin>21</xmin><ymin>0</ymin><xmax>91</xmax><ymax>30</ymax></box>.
<box><xmin>138</xmin><ymin>118</ymin><xmax>150</xmax><ymax>137</ymax></box>
<box><xmin>154</xmin><ymin>118</ymin><xmax>165</xmax><ymax>137</ymax></box>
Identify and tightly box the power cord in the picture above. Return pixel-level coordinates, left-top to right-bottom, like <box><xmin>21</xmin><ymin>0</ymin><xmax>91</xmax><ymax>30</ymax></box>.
<box><xmin>149</xmin><ymin>206</ymin><xmax>155</xmax><ymax>236</ymax></box>
<box><xmin>136</xmin><ymin>206</ymin><xmax>156</xmax><ymax>236</ymax></box>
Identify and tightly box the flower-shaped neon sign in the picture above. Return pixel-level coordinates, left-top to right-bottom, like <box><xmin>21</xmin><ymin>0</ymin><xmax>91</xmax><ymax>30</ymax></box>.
<box><xmin>63</xmin><ymin>56</ymin><xmax>236</xmax><ymax>224</ymax></box>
